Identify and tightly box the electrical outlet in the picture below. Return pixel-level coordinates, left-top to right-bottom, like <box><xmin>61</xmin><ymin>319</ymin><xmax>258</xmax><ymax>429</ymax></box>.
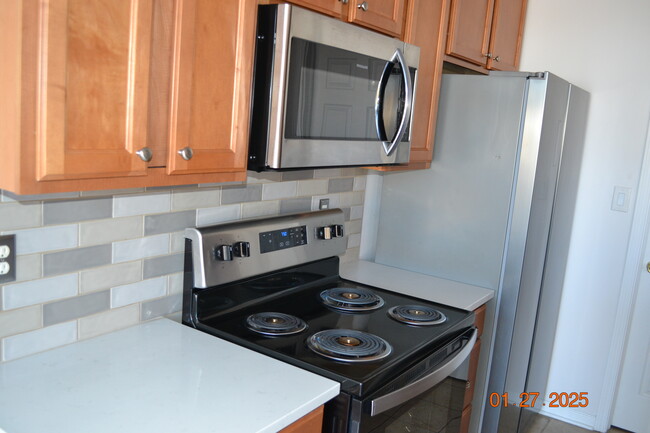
<box><xmin>0</xmin><ymin>235</ymin><xmax>16</xmax><ymax>284</ymax></box>
<box><xmin>319</xmin><ymin>199</ymin><xmax>330</xmax><ymax>210</ymax></box>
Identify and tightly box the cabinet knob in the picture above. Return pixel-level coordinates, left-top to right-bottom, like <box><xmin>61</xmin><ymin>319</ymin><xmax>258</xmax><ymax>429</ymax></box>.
<box><xmin>493</xmin><ymin>55</ymin><xmax>501</xmax><ymax>62</ymax></box>
<box><xmin>358</xmin><ymin>1</ymin><xmax>368</xmax><ymax>11</ymax></box>
<box><xmin>177</xmin><ymin>146</ymin><xmax>194</xmax><ymax>161</ymax></box>
<box><xmin>339</xmin><ymin>0</ymin><xmax>348</xmax><ymax>3</ymax></box>
<box><xmin>135</xmin><ymin>147</ymin><xmax>153</xmax><ymax>162</ymax></box>
<box><xmin>484</xmin><ymin>53</ymin><xmax>493</xmax><ymax>59</ymax></box>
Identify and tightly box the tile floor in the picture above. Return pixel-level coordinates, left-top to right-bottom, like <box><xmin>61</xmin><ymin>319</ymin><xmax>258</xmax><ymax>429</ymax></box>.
<box><xmin>523</xmin><ymin>414</ymin><xmax>631</xmax><ymax>433</ymax></box>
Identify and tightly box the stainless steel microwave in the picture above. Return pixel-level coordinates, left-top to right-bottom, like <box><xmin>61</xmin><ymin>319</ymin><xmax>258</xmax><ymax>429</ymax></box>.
<box><xmin>248</xmin><ymin>4</ymin><xmax>420</xmax><ymax>171</ymax></box>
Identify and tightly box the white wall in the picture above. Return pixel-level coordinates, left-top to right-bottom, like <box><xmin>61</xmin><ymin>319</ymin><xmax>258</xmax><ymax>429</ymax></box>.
<box><xmin>518</xmin><ymin>0</ymin><xmax>650</xmax><ymax>429</ymax></box>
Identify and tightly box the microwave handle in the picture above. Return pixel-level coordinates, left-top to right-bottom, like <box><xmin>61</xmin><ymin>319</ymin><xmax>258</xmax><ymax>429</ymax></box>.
<box><xmin>375</xmin><ymin>48</ymin><xmax>414</xmax><ymax>157</ymax></box>
<box><xmin>369</xmin><ymin>327</ymin><xmax>477</xmax><ymax>416</ymax></box>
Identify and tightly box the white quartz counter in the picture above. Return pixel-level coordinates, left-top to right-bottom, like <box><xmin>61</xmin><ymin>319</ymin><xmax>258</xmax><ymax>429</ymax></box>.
<box><xmin>0</xmin><ymin>319</ymin><xmax>339</xmax><ymax>433</ymax></box>
<box><xmin>341</xmin><ymin>260</ymin><xmax>494</xmax><ymax>311</ymax></box>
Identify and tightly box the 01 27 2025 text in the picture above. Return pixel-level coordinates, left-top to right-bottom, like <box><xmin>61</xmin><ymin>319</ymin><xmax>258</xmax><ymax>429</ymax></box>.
<box><xmin>489</xmin><ymin>392</ymin><xmax>589</xmax><ymax>408</ymax></box>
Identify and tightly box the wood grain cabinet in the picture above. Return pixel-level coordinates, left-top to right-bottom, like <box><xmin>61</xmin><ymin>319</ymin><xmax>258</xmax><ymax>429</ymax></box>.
<box><xmin>279</xmin><ymin>406</ymin><xmax>324</xmax><ymax>433</ymax></box>
<box><xmin>445</xmin><ymin>0</ymin><xmax>527</xmax><ymax>71</ymax></box>
<box><xmin>0</xmin><ymin>0</ymin><xmax>256</xmax><ymax>194</ymax></box>
<box><xmin>371</xmin><ymin>0</ymin><xmax>450</xmax><ymax>171</ymax></box>
<box><xmin>285</xmin><ymin>0</ymin><xmax>406</xmax><ymax>37</ymax></box>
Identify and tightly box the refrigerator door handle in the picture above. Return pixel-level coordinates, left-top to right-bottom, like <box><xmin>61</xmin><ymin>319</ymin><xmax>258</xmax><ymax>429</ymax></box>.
<box><xmin>369</xmin><ymin>327</ymin><xmax>477</xmax><ymax>416</ymax></box>
<box><xmin>374</xmin><ymin>48</ymin><xmax>413</xmax><ymax>157</ymax></box>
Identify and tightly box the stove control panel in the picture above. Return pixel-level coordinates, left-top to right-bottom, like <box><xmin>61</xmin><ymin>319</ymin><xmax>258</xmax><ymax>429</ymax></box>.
<box><xmin>259</xmin><ymin>225</ymin><xmax>307</xmax><ymax>254</ymax></box>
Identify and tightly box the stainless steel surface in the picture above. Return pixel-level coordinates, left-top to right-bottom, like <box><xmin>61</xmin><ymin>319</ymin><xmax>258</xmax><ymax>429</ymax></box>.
<box><xmin>135</xmin><ymin>147</ymin><xmax>153</xmax><ymax>162</ymax></box>
<box><xmin>185</xmin><ymin>209</ymin><xmax>346</xmax><ymax>289</ymax></box>
<box><xmin>177</xmin><ymin>146</ymin><xmax>193</xmax><ymax>160</ymax></box>
<box><xmin>360</xmin><ymin>72</ymin><xmax>589</xmax><ymax>433</ymax></box>
<box><xmin>358</xmin><ymin>1</ymin><xmax>368</xmax><ymax>11</ymax></box>
<box><xmin>370</xmin><ymin>328</ymin><xmax>477</xmax><ymax>416</ymax></box>
<box><xmin>264</xmin><ymin>4</ymin><xmax>419</xmax><ymax>169</ymax></box>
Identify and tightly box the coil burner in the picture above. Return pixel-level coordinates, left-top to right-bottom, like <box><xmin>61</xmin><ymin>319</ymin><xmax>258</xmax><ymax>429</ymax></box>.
<box><xmin>388</xmin><ymin>305</ymin><xmax>447</xmax><ymax>326</ymax></box>
<box><xmin>246</xmin><ymin>312</ymin><xmax>308</xmax><ymax>336</ymax></box>
<box><xmin>319</xmin><ymin>287</ymin><xmax>385</xmax><ymax>312</ymax></box>
<box><xmin>307</xmin><ymin>329</ymin><xmax>392</xmax><ymax>363</ymax></box>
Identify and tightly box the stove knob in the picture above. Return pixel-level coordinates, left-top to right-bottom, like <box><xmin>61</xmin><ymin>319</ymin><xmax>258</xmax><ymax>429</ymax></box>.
<box><xmin>232</xmin><ymin>241</ymin><xmax>250</xmax><ymax>258</ymax></box>
<box><xmin>215</xmin><ymin>244</ymin><xmax>233</xmax><ymax>261</ymax></box>
<box><xmin>331</xmin><ymin>224</ymin><xmax>344</xmax><ymax>238</ymax></box>
<box><xmin>317</xmin><ymin>226</ymin><xmax>332</xmax><ymax>240</ymax></box>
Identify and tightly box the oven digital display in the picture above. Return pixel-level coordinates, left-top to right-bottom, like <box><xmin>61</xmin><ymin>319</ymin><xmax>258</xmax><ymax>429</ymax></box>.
<box><xmin>259</xmin><ymin>225</ymin><xmax>307</xmax><ymax>253</ymax></box>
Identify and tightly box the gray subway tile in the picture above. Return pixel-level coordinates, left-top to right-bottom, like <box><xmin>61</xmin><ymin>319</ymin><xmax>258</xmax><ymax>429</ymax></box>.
<box><xmin>0</xmin><ymin>202</ymin><xmax>42</xmax><ymax>231</ymax></box>
<box><xmin>282</xmin><ymin>170</ymin><xmax>314</xmax><ymax>181</ymax></box>
<box><xmin>113</xmin><ymin>234</ymin><xmax>169</xmax><ymax>263</ymax></box>
<box><xmin>143</xmin><ymin>253</ymin><xmax>184</xmax><ymax>279</ymax></box>
<box><xmin>10</xmin><ymin>225</ymin><xmax>78</xmax><ymax>255</ymax></box>
<box><xmin>80</xmin><ymin>261</ymin><xmax>142</xmax><ymax>294</ymax></box>
<box><xmin>43</xmin><ymin>290</ymin><xmax>110</xmax><ymax>326</ymax></box>
<box><xmin>2</xmin><ymin>190</ymin><xmax>80</xmax><ymax>203</ymax></box>
<box><xmin>140</xmin><ymin>294</ymin><xmax>182</xmax><ymax>321</ymax></box>
<box><xmin>79</xmin><ymin>216</ymin><xmax>143</xmax><ymax>246</ymax></box>
<box><xmin>342</xmin><ymin>207</ymin><xmax>351</xmax><ymax>221</ymax></box>
<box><xmin>43</xmin><ymin>244</ymin><xmax>112</xmax><ymax>276</ymax></box>
<box><xmin>144</xmin><ymin>210</ymin><xmax>196</xmax><ymax>236</ymax></box>
<box><xmin>221</xmin><ymin>184</ymin><xmax>263</xmax><ymax>204</ymax></box>
<box><xmin>44</xmin><ymin>197</ymin><xmax>112</xmax><ymax>225</ymax></box>
<box><xmin>328</xmin><ymin>177</ymin><xmax>354</xmax><ymax>193</ymax></box>
<box><xmin>279</xmin><ymin>197</ymin><xmax>312</xmax><ymax>215</ymax></box>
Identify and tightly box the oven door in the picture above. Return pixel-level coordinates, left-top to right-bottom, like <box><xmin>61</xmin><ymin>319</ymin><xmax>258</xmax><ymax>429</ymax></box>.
<box><xmin>259</xmin><ymin>4</ymin><xmax>419</xmax><ymax>169</ymax></box>
<box><xmin>347</xmin><ymin>327</ymin><xmax>477</xmax><ymax>433</ymax></box>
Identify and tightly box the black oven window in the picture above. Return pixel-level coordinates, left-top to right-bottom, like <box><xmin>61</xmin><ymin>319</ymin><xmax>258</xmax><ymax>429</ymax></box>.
<box><xmin>284</xmin><ymin>38</ymin><xmax>407</xmax><ymax>142</ymax></box>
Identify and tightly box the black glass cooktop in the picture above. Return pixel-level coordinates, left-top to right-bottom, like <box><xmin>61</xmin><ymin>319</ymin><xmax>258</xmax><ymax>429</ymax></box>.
<box><xmin>188</xmin><ymin>258</ymin><xmax>475</xmax><ymax>397</ymax></box>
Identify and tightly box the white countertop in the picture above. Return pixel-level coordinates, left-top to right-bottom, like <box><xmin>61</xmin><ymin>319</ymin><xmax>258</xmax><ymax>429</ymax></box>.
<box><xmin>0</xmin><ymin>319</ymin><xmax>339</xmax><ymax>433</ymax></box>
<box><xmin>341</xmin><ymin>260</ymin><xmax>494</xmax><ymax>311</ymax></box>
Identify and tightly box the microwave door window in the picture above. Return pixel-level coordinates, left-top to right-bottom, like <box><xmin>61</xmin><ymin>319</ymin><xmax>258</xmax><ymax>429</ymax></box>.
<box><xmin>381</xmin><ymin>66</ymin><xmax>404</xmax><ymax>142</ymax></box>
<box><xmin>284</xmin><ymin>38</ymin><xmax>385</xmax><ymax>141</ymax></box>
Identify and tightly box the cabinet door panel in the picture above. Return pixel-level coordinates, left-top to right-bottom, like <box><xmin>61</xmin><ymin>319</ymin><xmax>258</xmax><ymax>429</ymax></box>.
<box><xmin>285</xmin><ymin>0</ymin><xmax>345</xmax><ymax>18</ymax></box>
<box><xmin>487</xmin><ymin>0</ymin><xmax>526</xmax><ymax>71</ymax></box>
<box><xmin>36</xmin><ymin>0</ymin><xmax>152</xmax><ymax>181</ymax></box>
<box><xmin>167</xmin><ymin>0</ymin><xmax>255</xmax><ymax>175</ymax></box>
<box><xmin>348</xmin><ymin>0</ymin><xmax>406</xmax><ymax>37</ymax></box>
<box><xmin>446</xmin><ymin>0</ymin><xmax>494</xmax><ymax>66</ymax></box>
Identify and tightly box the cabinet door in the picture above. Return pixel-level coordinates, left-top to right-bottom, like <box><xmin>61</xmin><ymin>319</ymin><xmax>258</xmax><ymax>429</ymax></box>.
<box><xmin>33</xmin><ymin>0</ymin><xmax>153</xmax><ymax>181</ymax></box>
<box><xmin>348</xmin><ymin>0</ymin><xmax>406</xmax><ymax>37</ymax></box>
<box><xmin>166</xmin><ymin>0</ymin><xmax>255</xmax><ymax>175</ymax></box>
<box><xmin>446</xmin><ymin>0</ymin><xmax>494</xmax><ymax>66</ymax></box>
<box><xmin>285</xmin><ymin>0</ymin><xmax>346</xmax><ymax>18</ymax></box>
<box><xmin>486</xmin><ymin>0</ymin><xmax>527</xmax><ymax>71</ymax></box>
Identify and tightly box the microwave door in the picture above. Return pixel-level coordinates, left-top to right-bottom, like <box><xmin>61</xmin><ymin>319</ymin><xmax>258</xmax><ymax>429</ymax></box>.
<box><xmin>375</xmin><ymin>49</ymin><xmax>414</xmax><ymax>157</ymax></box>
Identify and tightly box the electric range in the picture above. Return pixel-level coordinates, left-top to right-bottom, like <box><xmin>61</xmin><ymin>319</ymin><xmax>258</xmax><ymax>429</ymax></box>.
<box><xmin>182</xmin><ymin>209</ymin><xmax>476</xmax><ymax>433</ymax></box>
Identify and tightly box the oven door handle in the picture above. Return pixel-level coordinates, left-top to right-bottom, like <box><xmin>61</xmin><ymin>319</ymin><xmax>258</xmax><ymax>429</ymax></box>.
<box><xmin>374</xmin><ymin>48</ymin><xmax>413</xmax><ymax>157</ymax></box>
<box><xmin>369</xmin><ymin>328</ymin><xmax>477</xmax><ymax>416</ymax></box>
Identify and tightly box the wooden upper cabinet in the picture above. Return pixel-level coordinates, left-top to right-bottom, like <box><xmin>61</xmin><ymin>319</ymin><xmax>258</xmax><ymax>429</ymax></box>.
<box><xmin>486</xmin><ymin>0</ymin><xmax>527</xmax><ymax>71</ymax></box>
<box><xmin>284</xmin><ymin>0</ymin><xmax>346</xmax><ymax>19</ymax></box>
<box><xmin>34</xmin><ymin>0</ymin><xmax>153</xmax><ymax>181</ymax></box>
<box><xmin>445</xmin><ymin>0</ymin><xmax>526</xmax><ymax>71</ymax></box>
<box><xmin>1</xmin><ymin>0</ymin><xmax>255</xmax><ymax>194</ymax></box>
<box><xmin>446</xmin><ymin>0</ymin><xmax>494</xmax><ymax>66</ymax></box>
<box><xmin>166</xmin><ymin>0</ymin><xmax>254</xmax><ymax>175</ymax></box>
<box><xmin>348</xmin><ymin>0</ymin><xmax>406</xmax><ymax>37</ymax></box>
<box><xmin>371</xmin><ymin>0</ymin><xmax>450</xmax><ymax>171</ymax></box>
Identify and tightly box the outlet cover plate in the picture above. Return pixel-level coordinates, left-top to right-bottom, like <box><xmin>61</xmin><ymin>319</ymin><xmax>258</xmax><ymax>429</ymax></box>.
<box><xmin>0</xmin><ymin>235</ymin><xmax>16</xmax><ymax>284</ymax></box>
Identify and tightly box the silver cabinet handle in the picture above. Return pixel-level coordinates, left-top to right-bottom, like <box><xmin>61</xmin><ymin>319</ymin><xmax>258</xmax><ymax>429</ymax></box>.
<box><xmin>369</xmin><ymin>328</ymin><xmax>477</xmax><ymax>416</ymax></box>
<box><xmin>177</xmin><ymin>146</ymin><xmax>194</xmax><ymax>161</ymax></box>
<box><xmin>339</xmin><ymin>0</ymin><xmax>348</xmax><ymax>3</ymax></box>
<box><xmin>135</xmin><ymin>147</ymin><xmax>153</xmax><ymax>162</ymax></box>
<box><xmin>358</xmin><ymin>1</ymin><xmax>368</xmax><ymax>11</ymax></box>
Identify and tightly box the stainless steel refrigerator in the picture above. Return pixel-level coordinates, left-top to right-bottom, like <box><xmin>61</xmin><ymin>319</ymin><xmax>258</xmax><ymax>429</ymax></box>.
<box><xmin>359</xmin><ymin>72</ymin><xmax>589</xmax><ymax>432</ymax></box>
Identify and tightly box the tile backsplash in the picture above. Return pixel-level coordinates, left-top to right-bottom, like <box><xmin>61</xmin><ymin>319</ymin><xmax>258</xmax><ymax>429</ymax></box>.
<box><xmin>0</xmin><ymin>169</ymin><xmax>366</xmax><ymax>362</ymax></box>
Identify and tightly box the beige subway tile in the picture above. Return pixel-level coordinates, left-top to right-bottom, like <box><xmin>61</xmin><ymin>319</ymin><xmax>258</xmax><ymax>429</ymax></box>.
<box><xmin>78</xmin><ymin>304</ymin><xmax>139</xmax><ymax>340</ymax></box>
<box><xmin>0</xmin><ymin>305</ymin><xmax>42</xmax><ymax>339</ymax></box>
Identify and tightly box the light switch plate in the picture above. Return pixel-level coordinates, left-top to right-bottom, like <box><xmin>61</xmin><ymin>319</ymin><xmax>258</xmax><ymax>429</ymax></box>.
<box><xmin>0</xmin><ymin>234</ymin><xmax>16</xmax><ymax>284</ymax></box>
<box><xmin>611</xmin><ymin>186</ymin><xmax>632</xmax><ymax>212</ymax></box>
